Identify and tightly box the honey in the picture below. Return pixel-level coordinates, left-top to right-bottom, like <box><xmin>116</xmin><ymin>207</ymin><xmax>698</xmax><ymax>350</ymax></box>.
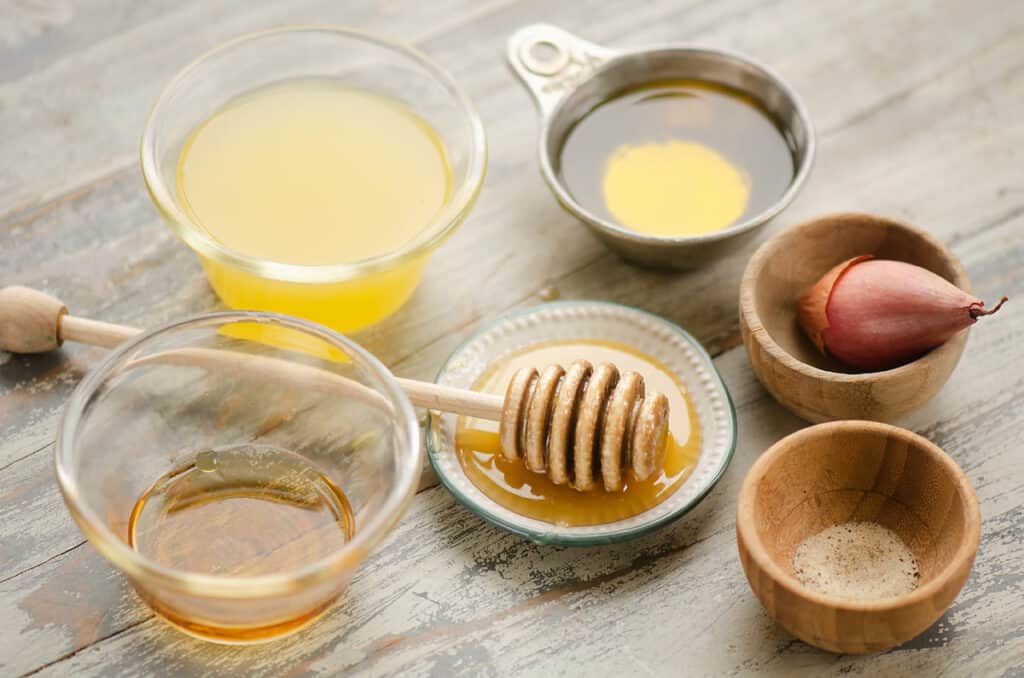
<box><xmin>175</xmin><ymin>79</ymin><xmax>452</xmax><ymax>331</ymax></box>
<box><xmin>455</xmin><ymin>340</ymin><xmax>701</xmax><ymax>526</ymax></box>
<box><xmin>128</xmin><ymin>444</ymin><xmax>354</xmax><ymax>639</ymax></box>
<box><xmin>557</xmin><ymin>79</ymin><xmax>795</xmax><ymax>236</ymax></box>
<box><xmin>129</xmin><ymin>444</ymin><xmax>353</xmax><ymax>577</ymax></box>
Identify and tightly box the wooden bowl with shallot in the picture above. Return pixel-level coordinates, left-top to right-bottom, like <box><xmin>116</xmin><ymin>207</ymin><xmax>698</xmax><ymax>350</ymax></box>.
<box><xmin>739</xmin><ymin>212</ymin><xmax>1006</xmax><ymax>423</ymax></box>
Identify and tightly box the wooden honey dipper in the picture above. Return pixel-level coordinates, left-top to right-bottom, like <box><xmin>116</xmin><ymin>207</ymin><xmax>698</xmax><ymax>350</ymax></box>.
<box><xmin>0</xmin><ymin>286</ymin><xmax>669</xmax><ymax>493</ymax></box>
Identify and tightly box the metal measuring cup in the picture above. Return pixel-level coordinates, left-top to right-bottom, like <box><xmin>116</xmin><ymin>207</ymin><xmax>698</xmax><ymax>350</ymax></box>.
<box><xmin>507</xmin><ymin>24</ymin><xmax>815</xmax><ymax>269</ymax></box>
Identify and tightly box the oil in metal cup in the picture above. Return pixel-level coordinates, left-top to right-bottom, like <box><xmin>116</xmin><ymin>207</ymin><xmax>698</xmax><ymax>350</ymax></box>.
<box><xmin>507</xmin><ymin>24</ymin><xmax>815</xmax><ymax>269</ymax></box>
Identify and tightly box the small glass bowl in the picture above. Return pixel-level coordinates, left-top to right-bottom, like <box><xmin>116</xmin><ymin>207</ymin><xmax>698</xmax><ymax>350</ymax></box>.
<box><xmin>141</xmin><ymin>27</ymin><xmax>487</xmax><ymax>333</ymax></box>
<box><xmin>55</xmin><ymin>312</ymin><xmax>421</xmax><ymax>644</ymax></box>
<box><xmin>426</xmin><ymin>301</ymin><xmax>737</xmax><ymax>545</ymax></box>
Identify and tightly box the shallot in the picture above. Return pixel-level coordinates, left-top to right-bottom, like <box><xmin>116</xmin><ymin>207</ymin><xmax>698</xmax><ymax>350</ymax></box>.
<box><xmin>798</xmin><ymin>256</ymin><xmax>1006</xmax><ymax>371</ymax></box>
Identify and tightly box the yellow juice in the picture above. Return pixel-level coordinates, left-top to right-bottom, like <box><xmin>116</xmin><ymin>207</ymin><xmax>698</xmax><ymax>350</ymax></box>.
<box><xmin>176</xmin><ymin>80</ymin><xmax>452</xmax><ymax>332</ymax></box>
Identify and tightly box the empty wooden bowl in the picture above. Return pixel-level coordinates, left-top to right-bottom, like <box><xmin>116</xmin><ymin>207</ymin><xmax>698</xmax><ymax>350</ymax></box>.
<box><xmin>736</xmin><ymin>420</ymin><xmax>980</xmax><ymax>654</ymax></box>
<box><xmin>739</xmin><ymin>212</ymin><xmax>971</xmax><ymax>422</ymax></box>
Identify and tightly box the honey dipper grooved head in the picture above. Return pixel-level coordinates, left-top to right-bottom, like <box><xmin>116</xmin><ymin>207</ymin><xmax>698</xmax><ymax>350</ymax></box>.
<box><xmin>546</xmin><ymin>360</ymin><xmax>593</xmax><ymax>486</ymax></box>
<box><xmin>496</xmin><ymin>360</ymin><xmax>671</xmax><ymax>493</ymax></box>
<box><xmin>600</xmin><ymin>371</ymin><xmax>645</xmax><ymax>492</ymax></box>
<box><xmin>573</xmin><ymin>363</ymin><xmax>620</xmax><ymax>492</ymax></box>
<box><xmin>524</xmin><ymin>364</ymin><xmax>565</xmax><ymax>474</ymax></box>
<box><xmin>631</xmin><ymin>392</ymin><xmax>670</xmax><ymax>480</ymax></box>
<box><xmin>499</xmin><ymin>367</ymin><xmax>538</xmax><ymax>460</ymax></box>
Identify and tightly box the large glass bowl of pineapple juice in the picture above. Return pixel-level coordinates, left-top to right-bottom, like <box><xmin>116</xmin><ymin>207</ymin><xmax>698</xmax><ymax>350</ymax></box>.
<box><xmin>142</xmin><ymin>27</ymin><xmax>487</xmax><ymax>332</ymax></box>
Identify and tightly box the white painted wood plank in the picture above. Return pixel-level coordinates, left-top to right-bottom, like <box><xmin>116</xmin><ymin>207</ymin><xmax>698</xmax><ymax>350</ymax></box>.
<box><xmin>2</xmin><ymin>0</ymin><xmax>1023</xmax><ymax>674</ymax></box>
<box><xmin>5</xmin><ymin>213</ymin><xmax>1022</xmax><ymax>676</ymax></box>
<box><xmin>15</xmin><ymin>276</ymin><xmax>1024</xmax><ymax>676</ymax></box>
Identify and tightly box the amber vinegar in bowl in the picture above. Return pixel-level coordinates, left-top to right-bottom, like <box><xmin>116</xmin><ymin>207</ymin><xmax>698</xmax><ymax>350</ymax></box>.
<box><xmin>55</xmin><ymin>312</ymin><xmax>421</xmax><ymax>643</ymax></box>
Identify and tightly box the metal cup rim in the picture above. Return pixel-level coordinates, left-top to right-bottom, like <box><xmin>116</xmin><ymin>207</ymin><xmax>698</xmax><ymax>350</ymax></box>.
<box><xmin>509</xmin><ymin>25</ymin><xmax>816</xmax><ymax>254</ymax></box>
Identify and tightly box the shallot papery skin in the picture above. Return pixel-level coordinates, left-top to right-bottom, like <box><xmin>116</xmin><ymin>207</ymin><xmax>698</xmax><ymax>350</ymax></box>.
<box><xmin>798</xmin><ymin>256</ymin><xmax>1006</xmax><ymax>371</ymax></box>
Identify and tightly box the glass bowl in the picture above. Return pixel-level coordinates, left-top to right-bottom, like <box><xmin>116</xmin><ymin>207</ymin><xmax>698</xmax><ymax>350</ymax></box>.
<box><xmin>141</xmin><ymin>27</ymin><xmax>487</xmax><ymax>333</ymax></box>
<box><xmin>426</xmin><ymin>301</ymin><xmax>737</xmax><ymax>545</ymax></box>
<box><xmin>55</xmin><ymin>312</ymin><xmax>421</xmax><ymax>644</ymax></box>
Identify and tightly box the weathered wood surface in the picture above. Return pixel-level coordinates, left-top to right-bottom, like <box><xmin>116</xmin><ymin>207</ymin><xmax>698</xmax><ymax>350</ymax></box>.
<box><xmin>1</xmin><ymin>0</ymin><xmax>1022</xmax><ymax>675</ymax></box>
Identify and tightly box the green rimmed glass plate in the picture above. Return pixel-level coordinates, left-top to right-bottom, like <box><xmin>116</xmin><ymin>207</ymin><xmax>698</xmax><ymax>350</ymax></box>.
<box><xmin>426</xmin><ymin>301</ymin><xmax>736</xmax><ymax>545</ymax></box>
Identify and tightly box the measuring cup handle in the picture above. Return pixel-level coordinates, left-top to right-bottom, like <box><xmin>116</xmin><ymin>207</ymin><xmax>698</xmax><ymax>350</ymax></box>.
<box><xmin>506</xmin><ymin>24</ymin><xmax>618</xmax><ymax>115</ymax></box>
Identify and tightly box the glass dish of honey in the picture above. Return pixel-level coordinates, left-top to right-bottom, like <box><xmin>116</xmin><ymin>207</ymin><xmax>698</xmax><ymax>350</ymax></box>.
<box><xmin>142</xmin><ymin>27</ymin><xmax>487</xmax><ymax>333</ymax></box>
<box><xmin>54</xmin><ymin>312</ymin><xmax>421</xmax><ymax>643</ymax></box>
<box><xmin>426</xmin><ymin>301</ymin><xmax>737</xmax><ymax>546</ymax></box>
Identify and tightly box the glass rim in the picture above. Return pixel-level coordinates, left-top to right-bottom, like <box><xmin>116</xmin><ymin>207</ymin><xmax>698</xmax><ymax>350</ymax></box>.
<box><xmin>55</xmin><ymin>310</ymin><xmax>422</xmax><ymax>597</ymax></box>
<box><xmin>140</xmin><ymin>25</ymin><xmax>488</xmax><ymax>284</ymax></box>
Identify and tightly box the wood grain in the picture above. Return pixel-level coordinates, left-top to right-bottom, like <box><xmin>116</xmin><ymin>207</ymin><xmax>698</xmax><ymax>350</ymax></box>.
<box><xmin>2</xmin><ymin>0</ymin><xmax>1023</xmax><ymax>675</ymax></box>
<box><xmin>739</xmin><ymin>213</ymin><xmax>971</xmax><ymax>423</ymax></box>
<box><xmin>736</xmin><ymin>421</ymin><xmax>981</xmax><ymax>654</ymax></box>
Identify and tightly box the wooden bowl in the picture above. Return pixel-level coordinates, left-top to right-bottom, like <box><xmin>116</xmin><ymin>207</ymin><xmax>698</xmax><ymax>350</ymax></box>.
<box><xmin>739</xmin><ymin>212</ymin><xmax>971</xmax><ymax>422</ymax></box>
<box><xmin>736</xmin><ymin>421</ymin><xmax>980</xmax><ymax>654</ymax></box>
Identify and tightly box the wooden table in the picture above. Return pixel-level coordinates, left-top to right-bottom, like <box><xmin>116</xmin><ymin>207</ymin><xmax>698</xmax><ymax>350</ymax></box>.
<box><xmin>2</xmin><ymin>1</ymin><xmax>1022</xmax><ymax>675</ymax></box>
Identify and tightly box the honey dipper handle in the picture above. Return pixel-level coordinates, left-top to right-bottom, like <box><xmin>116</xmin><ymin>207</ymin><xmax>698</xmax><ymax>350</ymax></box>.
<box><xmin>0</xmin><ymin>286</ymin><xmax>505</xmax><ymax>421</ymax></box>
<box><xmin>0</xmin><ymin>286</ymin><xmax>147</xmax><ymax>350</ymax></box>
<box><xmin>61</xmin><ymin>314</ymin><xmax>140</xmax><ymax>348</ymax></box>
<box><xmin>396</xmin><ymin>379</ymin><xmax>504</xmax><ymax>421</ymax></box>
